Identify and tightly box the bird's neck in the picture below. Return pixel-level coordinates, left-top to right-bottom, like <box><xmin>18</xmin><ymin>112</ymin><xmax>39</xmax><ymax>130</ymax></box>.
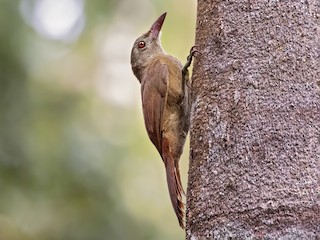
<box><xmin>132</xmin><ymin>52</ymin><xmax>166</xmax><ymax>83</ymax></box>
<box><xmin>132</xmin><ymin>64</ymin><xmax>146</xmax><ymax>83</ymax></box>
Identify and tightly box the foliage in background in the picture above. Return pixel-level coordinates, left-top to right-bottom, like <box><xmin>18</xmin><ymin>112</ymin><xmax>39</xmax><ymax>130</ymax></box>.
<box><xmin>0</xmin><ymin>0</ymin><xmax>195</xmax><ymax>239</ymax></box>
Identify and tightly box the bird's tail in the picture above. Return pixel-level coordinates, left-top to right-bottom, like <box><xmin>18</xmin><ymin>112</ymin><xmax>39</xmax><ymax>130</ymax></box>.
<box><xmin>162</xmin><ymin>138</ymin><xmax>185</xmax><ymax>229</ymax></box>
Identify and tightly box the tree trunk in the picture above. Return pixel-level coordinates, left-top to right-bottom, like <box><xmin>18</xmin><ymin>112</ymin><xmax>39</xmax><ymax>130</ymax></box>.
<box><xmin>186</xmin><ymin>0</ymin><xmax>320</xmax><ymax>239</ymax></box>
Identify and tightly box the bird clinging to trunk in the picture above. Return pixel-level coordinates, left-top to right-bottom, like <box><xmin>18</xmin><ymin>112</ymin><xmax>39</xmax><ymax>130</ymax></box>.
<box><xmin>130</xmin><ymin>12</ymin><xmax>196</xmax><ymax>229</ymax></box>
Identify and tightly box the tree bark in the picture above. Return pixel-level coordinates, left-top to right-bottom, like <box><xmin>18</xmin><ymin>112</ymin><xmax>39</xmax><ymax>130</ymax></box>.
<box><xmin>186</xmin><ymin>0</ymin><xmax>320</xmax><ymax>239</ymax></box>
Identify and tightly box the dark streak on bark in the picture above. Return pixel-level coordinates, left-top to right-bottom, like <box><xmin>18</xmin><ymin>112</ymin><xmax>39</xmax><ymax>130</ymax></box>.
<box><xmin>187</xmin><ymin>0</ymin><xmax>320</xmax><ymax>239</ymax></box>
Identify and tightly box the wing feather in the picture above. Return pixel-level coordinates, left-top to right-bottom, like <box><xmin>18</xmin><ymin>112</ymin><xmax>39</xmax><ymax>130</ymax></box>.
<box><xmin>141</xmin><ymin>60</ymin><xmax>168</xmax><ymax>156</ymax></box>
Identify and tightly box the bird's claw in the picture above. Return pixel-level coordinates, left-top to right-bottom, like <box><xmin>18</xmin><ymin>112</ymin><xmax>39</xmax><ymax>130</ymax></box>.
<box><xmin>182</xmin><ymin>45</ymin><xmax>200</xmax><ymax>88</ymax></box>
<box><xmin>189</xmin><ymin>45</ymin><xmax>201</xmax><ymax>57</ymax></box>
<box><xmin>182</xmin><ymin>46</ymin><xmax>200</xmax><ymax>75</ymax></box>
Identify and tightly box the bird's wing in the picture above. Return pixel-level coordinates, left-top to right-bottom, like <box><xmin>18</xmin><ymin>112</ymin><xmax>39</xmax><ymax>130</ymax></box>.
<box><xmin>141</xmin><ymin>60</ymin><xmax>168</xmax><ymax>156</ymax></box>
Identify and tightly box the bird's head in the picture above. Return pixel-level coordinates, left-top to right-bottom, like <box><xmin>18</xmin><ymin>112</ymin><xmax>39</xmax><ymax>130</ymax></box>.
<box><xmin>131</xmin><ymin>12</ymin><xmax>167</xmax><ymax>80</ymax></box>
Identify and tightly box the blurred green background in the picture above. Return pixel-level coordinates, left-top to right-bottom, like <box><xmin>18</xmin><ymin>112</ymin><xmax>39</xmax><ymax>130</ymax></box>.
<box><xmin>0</xmin><ymin>0</ymin><xmax>196</xmax><ymax>239</ymax></box>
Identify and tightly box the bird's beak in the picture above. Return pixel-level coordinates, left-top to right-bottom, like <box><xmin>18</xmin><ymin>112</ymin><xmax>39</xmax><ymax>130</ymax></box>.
<box><xmin>150</xmin><ymin>12</ymin><xmax>167</xmax><ymax>39</ymax></box>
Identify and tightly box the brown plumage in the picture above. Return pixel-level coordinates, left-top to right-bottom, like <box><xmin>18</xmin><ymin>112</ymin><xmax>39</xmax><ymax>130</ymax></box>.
<box><xmin>130</xmin><ymin>12</ymin><xmax>191</xmax><ymax>229</ymax></box>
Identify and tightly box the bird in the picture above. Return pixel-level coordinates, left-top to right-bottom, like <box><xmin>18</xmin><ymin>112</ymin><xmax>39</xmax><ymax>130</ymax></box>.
<box><xmin>130</xmin><ymin>12</ymin><xmax>196</xmax><ymax>229</ymax></box>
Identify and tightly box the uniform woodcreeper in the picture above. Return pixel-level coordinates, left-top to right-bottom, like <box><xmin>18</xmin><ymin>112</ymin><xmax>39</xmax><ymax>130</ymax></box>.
<box><xmin>130</xmin><ymin>12</ymin><xmax>195</xmax><ymax>228</ymax></box>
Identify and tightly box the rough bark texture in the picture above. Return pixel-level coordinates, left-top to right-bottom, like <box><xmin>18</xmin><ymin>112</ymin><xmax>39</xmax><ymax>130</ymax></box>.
<box><xmin>186</xmin><ymin>0</ymin><xmax>320</xmax><ymax>239</ymax></box>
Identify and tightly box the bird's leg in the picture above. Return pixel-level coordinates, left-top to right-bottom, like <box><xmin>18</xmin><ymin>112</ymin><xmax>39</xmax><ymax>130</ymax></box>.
<box><xmin>182</xmin><ymin>46</ymin><xmax>200</xmax><ymax>88</ymax></box>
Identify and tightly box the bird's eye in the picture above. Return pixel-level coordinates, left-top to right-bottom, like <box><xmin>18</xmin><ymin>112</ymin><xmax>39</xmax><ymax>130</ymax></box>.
<box><xmin>138</xmin><ymin>41</ymin><xmax>145</xmax><ymax>48</ymax></box>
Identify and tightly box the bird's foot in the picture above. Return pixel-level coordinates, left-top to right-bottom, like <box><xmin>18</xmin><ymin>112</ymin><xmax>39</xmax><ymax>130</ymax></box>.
<box><xmin>182</xmin><ymin>46</ymin><xmax>200</xmax><ymax>88</ymax></box>
<box><xmin>182</xmin><ymin>46</ymin><xmax>200</xmax><ymax>75</ymax></box>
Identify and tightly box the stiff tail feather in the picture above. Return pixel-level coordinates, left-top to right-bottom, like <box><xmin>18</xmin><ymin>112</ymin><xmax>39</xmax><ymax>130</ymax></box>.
<box><xmin>162</xmin><ymin>138</ymin><xmax>185</xmax><ymax>229</ymax></box>
<box><xmin>175</xmin><ymin>164</ymin><xmax>185</xmax><ymax>196</ymax></box>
